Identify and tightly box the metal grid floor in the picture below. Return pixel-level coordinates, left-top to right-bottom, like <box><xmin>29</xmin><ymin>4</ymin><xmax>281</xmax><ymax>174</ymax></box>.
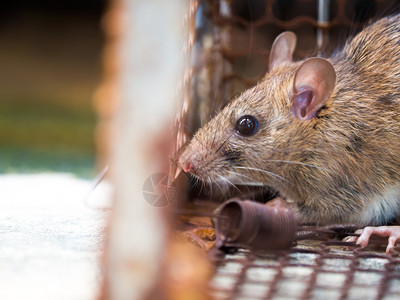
<box><xmin>209</xmin><ymin>226</ymin><xmax>400</xmax><ymax>300</ymax></box>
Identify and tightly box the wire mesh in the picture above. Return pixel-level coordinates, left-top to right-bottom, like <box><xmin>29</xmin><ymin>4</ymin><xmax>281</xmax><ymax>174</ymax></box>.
<box><xmin>209</xmin><ymin>225</ymin><xmax>400</xmax><ymax>300</ymax></box>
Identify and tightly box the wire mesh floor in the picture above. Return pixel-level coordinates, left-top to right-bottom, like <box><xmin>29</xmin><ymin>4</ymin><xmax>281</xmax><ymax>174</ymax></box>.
<box><xmin>209</xmin><ymin>226</ymin><xmax>400</xmax><ymax>300</ymax></box>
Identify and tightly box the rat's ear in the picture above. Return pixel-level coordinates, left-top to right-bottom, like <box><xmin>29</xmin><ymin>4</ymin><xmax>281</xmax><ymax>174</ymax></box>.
<box><xmin>269</xmin><ymin>31</ymin><xmax>297</xmax><ymax>72</ymax></box>
<box><xmin>290</xmin><ymin>57</ymin><xmax>336</xmax><ymax>121</ymax></box>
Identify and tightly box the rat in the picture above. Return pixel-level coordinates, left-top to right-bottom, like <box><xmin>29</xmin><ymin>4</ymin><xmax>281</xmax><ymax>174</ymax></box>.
<box><xmin>179</xmin><ymin>15</ymin><xmax>400</xmax><ymax>253</ymax></box>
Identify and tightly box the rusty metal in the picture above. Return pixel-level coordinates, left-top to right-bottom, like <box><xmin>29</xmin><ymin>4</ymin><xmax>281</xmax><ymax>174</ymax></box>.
<box><xmin>209</xmin><ymin>198</ymin><xmax>400</xmax><ymax>298</ymax></box>
<box><xmin>213</xmin><ymin>199</ymin><xmax>297</xmax><ymax>251</ymax></box>
<box><xmin>209</xmin><ymin>224</ymin><xmax>400</xmax><ymax>299</ymax></box>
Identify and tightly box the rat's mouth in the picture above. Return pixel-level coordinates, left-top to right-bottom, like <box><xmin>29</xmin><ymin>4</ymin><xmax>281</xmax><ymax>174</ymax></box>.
<box><xmin>187</xmin><ymin>172</ymin><xmax>281</xmax><ymax>203</ymax></box>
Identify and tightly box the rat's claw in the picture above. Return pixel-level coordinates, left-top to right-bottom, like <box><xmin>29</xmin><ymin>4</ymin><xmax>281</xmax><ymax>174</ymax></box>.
<box><xmin>342</xmin><ymin>235</ymin><xmax>358</xmax><ymax>243</ymax></box>
<box><xmin>356</xmin><ymin>226</ymin><xmax>400</xmax><ymax>254</ymax></box>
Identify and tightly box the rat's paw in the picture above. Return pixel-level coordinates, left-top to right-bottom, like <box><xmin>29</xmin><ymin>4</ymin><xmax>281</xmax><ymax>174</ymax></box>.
<box><xmin>355</xmin><ymin>226</ymin><xmax>400</xmax><ymax>254</ymax></box>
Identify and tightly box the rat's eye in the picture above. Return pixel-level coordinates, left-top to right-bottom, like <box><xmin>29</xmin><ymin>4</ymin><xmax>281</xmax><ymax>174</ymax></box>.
<box><xmin>235</xmin><ymin>115</ymin><xmax>258</xmax><ymax>136</ymax></box>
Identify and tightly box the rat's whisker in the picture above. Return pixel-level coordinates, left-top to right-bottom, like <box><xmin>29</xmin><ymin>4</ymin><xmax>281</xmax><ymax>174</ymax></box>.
<box><xmin>208</xmin><ymin>177</ymin><xmax>213</xmax><ymax>196</ymax></box>
<box><xmin>217</xmin><ymin>174</ymin><xmax>241</xmax><ymax>193</ymax></box>
<box><xmin>235</xmin><ymin>166</ymin><xmax>292</xmax><ymax>185</ymax></box>
<box><xmin>215</xmin><ymin>131</ymin><xmax>235</xmax><ymax>154</ymax></box>
<box><xmin>197</xmin><ymin>177</ymin><xmax>204</xmax><ymax>195</ymax></box>
<box><xmin>226</xmin><ymin>170</ymin><xmax>263</xmax><ymax>185</ymax></box>
<box><xmin>266</xmin><ymin>159</ymin><xmax>323</xmax><ymax>169</ymax></box>
<box><xmin>268</xmin><ymin>147</ymin><xmax>326</xmax><ymax>155</ymax></box>
<box><xmin>213</xmin><ymin>177</ymin><xmax>223</xmax><ymax>193</ymax></box>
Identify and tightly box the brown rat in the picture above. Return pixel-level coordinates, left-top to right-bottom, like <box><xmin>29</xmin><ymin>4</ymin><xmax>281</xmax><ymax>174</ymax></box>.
<box><xmin>179</xmin><ymin>15</ymin><xmax>400</xmax><ymax>251</ymax></box>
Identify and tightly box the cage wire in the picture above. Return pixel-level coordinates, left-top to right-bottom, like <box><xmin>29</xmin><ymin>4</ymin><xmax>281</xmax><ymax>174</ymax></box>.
<box><xmin>175</xmin><ymin>0</ymin><xmax>400</xmax><ymax>299</ymax></box>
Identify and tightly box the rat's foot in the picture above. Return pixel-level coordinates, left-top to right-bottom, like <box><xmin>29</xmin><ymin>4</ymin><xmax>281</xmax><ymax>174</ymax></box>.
<box><xmin>354</xmin><ymin>226</ymin><xmax>400</xmax><ymax>254</ymax></box>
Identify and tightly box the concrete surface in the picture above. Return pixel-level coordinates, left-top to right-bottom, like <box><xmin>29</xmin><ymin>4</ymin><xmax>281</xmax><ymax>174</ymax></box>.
<box><xmin>0</xmin><ymin>173</ymin><xmax>110</xmax><ymax>300</ymax></box>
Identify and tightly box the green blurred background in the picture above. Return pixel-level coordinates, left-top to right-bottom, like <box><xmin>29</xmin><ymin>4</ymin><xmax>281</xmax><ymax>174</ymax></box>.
<box><xmin>0</xmin><ymin>1</ymin><xmax>106</xmax><ymax>177</ymax></box>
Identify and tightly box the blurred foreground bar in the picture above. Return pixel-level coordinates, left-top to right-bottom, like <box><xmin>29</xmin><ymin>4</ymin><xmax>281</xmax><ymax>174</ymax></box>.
<box><xmin>96</xmin><ymin>0</ymin><xmax>202</xmax><ymax>299</ymax></box>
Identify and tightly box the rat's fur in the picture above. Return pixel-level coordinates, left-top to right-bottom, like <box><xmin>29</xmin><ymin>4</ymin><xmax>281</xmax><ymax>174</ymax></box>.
<box><xmin>179</xmin><ymin>15</ymin><xmax>400</xmax><ymax>226</ymax></box>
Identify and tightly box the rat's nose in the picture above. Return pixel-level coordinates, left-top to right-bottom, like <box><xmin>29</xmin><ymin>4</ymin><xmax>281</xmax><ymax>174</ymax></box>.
<box><xmin>182</xmin><ymin>161</ymin><xmax>192</xmax><ymax>173</ymax></box>
<box><xmin>179</xmin><ymin>155</ymin><xmax>195</xmax><ymax>174</ymax></box>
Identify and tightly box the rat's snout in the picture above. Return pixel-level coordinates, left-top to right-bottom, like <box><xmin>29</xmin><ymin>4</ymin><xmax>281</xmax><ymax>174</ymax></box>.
<box><xmin>179</xmin><ymin>153</ymin><xmax>200</xmax><ymax>176</ymax></box>
<box><xmin>178</xmin><ymin>146</ymin><xmax>196</xmax><ymax>175</ymax></box>
<box><xmin>180</xmin><ymin>158</ymin><xmax>193</xmax><ymax>173</ymax></box>
<box><xmin>178</xmin><ymin>139</ymin><xmax>206</xmax><ymax>177</ymax></box>
<box><xmin>179</xmin><ymin>136</ymin><xmax>226</xmax><ymax>180</ymax></box>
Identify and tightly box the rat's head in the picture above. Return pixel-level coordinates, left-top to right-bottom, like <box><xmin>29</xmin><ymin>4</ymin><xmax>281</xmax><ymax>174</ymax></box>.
<box><xmin>179</xmin><ymin>32</ymin><xmax>336</xmax><ymax>190</ymax></box>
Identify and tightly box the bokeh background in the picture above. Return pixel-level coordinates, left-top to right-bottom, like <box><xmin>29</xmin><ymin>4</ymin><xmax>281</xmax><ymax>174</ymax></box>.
<box><xmin>0</xmin><ymin>0</ymin><xmax>106</xmax><ymax>177</ymax></box>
